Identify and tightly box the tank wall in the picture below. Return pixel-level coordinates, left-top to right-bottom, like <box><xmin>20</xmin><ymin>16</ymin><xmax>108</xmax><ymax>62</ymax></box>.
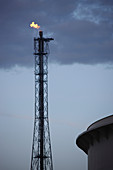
<box><xmin>88</xmin><ymin>134</ymin><xmax>113</xmax><ymax>170</ymax></box>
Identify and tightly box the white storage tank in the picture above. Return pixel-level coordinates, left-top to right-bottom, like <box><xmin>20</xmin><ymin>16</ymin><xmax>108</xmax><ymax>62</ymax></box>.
<box><xmin>76</xmin><ymin>115</ymin><xmax>113</xmax><ymax>170</ymax></box>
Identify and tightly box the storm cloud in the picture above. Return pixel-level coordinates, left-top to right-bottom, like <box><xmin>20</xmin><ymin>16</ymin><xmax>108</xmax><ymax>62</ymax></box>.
<box><xmin>0</xmin><ymin>0</ymin><xmax>113</xmax><ymax>68</ymax></box>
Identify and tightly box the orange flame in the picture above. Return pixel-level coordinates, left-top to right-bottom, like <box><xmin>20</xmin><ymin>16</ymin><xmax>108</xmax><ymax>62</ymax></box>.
<box><xmin>30</xmin><ymin>22</ymin><xmax>40</xmax><ymax>29</ymax></box>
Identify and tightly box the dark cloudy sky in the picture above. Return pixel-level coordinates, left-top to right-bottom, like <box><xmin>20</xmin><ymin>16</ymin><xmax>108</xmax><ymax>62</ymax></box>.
<box><xmin>0</xmin><ymin>0</ymin><xmax>113</xmax><ymax>170</ymax></box>
<box><xmin>0</xmin><ymin>0</ymin><xmax>113</xmax><ymax>68</ymax></box>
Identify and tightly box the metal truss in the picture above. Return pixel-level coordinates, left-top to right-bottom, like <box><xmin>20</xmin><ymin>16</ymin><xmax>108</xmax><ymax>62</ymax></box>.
<box><xmin>31</xmin><ymin>31</ymin><xmax>54</xmax><ymax>170</ymax></box>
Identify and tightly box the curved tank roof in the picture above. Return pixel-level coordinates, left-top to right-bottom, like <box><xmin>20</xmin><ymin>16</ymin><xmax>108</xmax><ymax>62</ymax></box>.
<box><xmin>76</xmin><ymin>114</ymin><xmax>113</xmax><ymax>154</ymax></box>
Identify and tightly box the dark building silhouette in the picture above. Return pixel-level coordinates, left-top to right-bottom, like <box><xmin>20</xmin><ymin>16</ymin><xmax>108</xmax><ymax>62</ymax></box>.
<box><xmin>76</xmin><ymin>115</ymin><xmax>113</xmax><ymax>170</ymax></box>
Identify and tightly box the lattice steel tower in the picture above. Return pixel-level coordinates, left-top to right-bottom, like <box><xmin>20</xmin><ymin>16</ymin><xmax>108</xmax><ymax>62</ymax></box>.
<box><xmin>31</xmin><ymin>31</ymin><xmax>54</xmax><ymax>170</ymax></box>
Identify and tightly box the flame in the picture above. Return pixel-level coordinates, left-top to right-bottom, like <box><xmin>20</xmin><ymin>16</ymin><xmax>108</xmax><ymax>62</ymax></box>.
<box><xmin>30</xmin><ymin>22</ymin><xmax>40</xmax><ymax>29</ymax></box>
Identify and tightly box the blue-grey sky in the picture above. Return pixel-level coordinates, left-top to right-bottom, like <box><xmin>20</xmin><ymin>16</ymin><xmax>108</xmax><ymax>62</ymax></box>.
<box><xmin>0</xmin><ymin>0</ymin><xmax>113</xmax><ymax>170</ymax></box>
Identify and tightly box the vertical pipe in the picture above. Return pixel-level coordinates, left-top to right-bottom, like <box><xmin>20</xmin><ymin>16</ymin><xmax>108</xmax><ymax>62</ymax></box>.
<box><xmin>39</xmin><ymin>31</ymin><xmax>44</xmax><ymax>170</ymax></box>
